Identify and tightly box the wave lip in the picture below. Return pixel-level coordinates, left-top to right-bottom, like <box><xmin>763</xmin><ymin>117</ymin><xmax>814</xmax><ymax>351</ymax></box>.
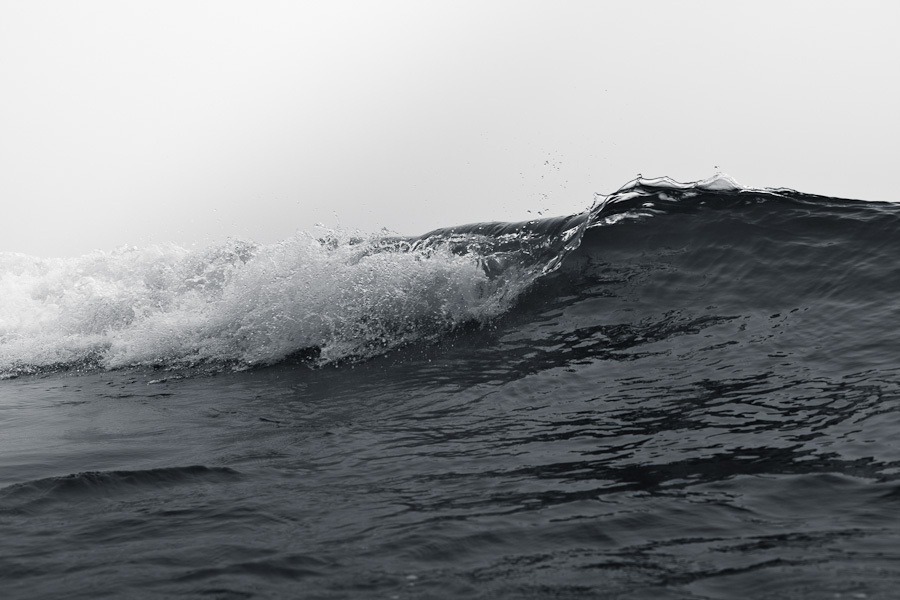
<box><xmin>622</xmin><ymin>173</ymin><xmax>746</xmax><ymax>192</ymax></box>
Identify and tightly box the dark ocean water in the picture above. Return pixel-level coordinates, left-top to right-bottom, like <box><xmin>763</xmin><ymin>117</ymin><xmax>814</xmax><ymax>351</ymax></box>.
<box><xmin>2</xmin><ymin>176</ymin><xmax>900</xmax><ymax>599</ymax></box>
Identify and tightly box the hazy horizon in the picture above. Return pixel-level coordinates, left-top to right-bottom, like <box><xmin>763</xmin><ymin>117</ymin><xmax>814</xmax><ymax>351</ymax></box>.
<box><xmin>3</xmin><ymin>1</ymin><xmax>898</xmax><ymax>257</ymax></box>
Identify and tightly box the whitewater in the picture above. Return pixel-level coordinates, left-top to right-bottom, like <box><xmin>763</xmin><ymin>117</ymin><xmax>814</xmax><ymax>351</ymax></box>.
<box><xmin>2</xmin><ymin>176</ymin><xmax>899</xmax><ymax>599</ymax></box>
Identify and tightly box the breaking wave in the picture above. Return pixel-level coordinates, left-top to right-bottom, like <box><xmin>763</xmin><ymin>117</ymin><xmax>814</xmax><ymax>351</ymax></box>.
<box><xmin>0</xmin><ymin>174</ymin><xmax>891</xmax><ymax>377</ymax></box>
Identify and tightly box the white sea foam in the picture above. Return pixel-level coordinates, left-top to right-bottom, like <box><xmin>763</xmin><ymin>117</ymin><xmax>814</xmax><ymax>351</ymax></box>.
<box><xmin>0</xmin><ymin>231</ymin><xmax>537</xmax><ymax>375</ymax></box>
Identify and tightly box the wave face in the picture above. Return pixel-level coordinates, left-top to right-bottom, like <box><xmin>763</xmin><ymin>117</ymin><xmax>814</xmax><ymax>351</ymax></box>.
<box><xmin>1</xmin><ymin>175</ymin><xmax>897</xmax><ymax>377</ymax></box>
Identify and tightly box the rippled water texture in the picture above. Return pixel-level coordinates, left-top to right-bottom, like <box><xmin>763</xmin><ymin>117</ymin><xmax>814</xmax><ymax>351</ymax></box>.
<box><xmin>2</xmin><ymin>179</ymin><xmax>900</xmax><ymax>598</ymax></box>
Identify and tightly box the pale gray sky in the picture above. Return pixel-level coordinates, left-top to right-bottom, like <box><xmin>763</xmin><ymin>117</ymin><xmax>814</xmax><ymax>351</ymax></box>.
<box><xmin>2</xmin><ymin>0</ymin><xmax>898</xmax><ymax>256</ymax></box>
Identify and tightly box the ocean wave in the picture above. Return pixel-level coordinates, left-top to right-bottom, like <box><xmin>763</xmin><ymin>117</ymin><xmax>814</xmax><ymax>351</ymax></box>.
<box><xmin>0</xmin><ymin>175</ymin><xmax>890</xmax><ymax>377</ymax></box>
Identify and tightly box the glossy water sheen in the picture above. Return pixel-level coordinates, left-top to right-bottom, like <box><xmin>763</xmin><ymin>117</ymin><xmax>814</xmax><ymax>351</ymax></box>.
<box><xmin>2</xmin><ymin>182</ymin><xmax>900</xmax><ymax>599</ymax></box>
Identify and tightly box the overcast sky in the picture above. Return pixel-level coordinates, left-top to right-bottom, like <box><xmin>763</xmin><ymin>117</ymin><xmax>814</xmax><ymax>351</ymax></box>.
<box><xmin>2</xmin><ymin>0</ymin><xmax>898</xmax><ymax>256</ymax></box>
